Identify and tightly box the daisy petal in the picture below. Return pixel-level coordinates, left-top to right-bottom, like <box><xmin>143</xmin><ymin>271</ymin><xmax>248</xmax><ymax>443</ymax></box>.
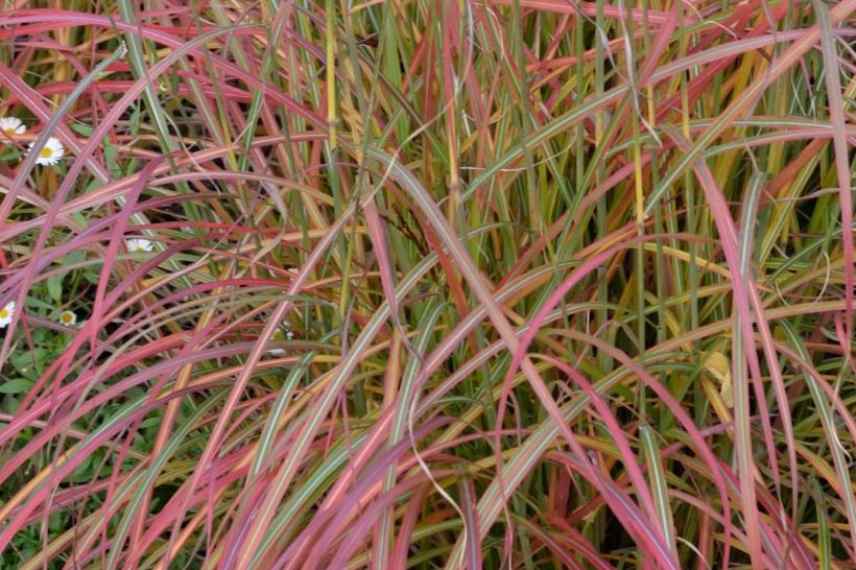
<box><xmin>0</xmin><ymin>117</ymin><xmax>25</xmax><ymax>139</ymax></box>
<box><xmin>59</xmin><ymin>310</ymin><xmax>77</xmax><ymax>326</ymax></box>
<box><xmin>0</xmin><ymin>300</ymin><xmax>16</xmax><ymax>328</ymax></box>
<box><xmin>30</xmin><ymin>137</ymin><xmax>65</xmax><ymax>167</ymax></box>
<box><xmin>126</xmin><ymin>238</ymin><xmax>155</xmax><ymax>252</ymax></box>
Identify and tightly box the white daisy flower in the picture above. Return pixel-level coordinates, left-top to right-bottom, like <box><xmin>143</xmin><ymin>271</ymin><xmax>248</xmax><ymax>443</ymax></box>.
<box><xmin>0</xmin><ymin>117</ymin><xmax>25</xmax><ymax>139</ymax></box>
<box><xmin>0</xmin><ymin>300</ymin><xmax>16</xmax><ymax>328</ymax></box>
<box><xmin>126</xmin><ymin>238</ymin><xmax>154</xmax><ymax>253</ymax></box>
<box><xmin>59</xmin><ymin>310</ymin><xmax>77</xmax><ymax>326</ymax></box>
<box><xmin>29</xmin><ymin>137</ymin><xmax>64</xmax><ymax>166</ymax></box>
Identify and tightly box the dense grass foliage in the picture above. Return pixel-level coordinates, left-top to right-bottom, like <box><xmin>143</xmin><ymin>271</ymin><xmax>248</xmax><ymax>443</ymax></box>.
<box><xmin>1</xmin><ymin>0</ymin><xmax>855</xmax><ymax>568</ymax></box>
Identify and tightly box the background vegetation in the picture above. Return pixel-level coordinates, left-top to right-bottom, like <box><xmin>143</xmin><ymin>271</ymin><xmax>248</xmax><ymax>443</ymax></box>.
<box><xmin>1</xmin><ymin>0</ymin><xmax>855</xmax><ymax>568</ymax></box>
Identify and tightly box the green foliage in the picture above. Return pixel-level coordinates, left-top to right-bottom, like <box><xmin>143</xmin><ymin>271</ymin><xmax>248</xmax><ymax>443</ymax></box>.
<box><xmin>1</xmin><ymin>0</ymin><xmax>856</xmax><ymax>568</ymax></box>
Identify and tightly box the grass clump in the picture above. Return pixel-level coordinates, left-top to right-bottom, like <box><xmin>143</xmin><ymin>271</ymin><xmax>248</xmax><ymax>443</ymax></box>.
<box><xmin>1</xmin><ymin>0</ymin><xmax>856</xmax><ymax>568</ymax></box>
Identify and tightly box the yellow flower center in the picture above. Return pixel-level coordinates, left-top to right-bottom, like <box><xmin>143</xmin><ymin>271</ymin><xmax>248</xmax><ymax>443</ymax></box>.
<box><xmin>0</xmin><ymin>308</ymin><xmax>8</xmax><ymax>319</ymax></box>
<box><xmin>2</xmin><ymin>128</ymin><xmax>13</xmax><ymax>135</ymax></box>
<box><xmin>40</xmin><ymin>147</ymin><xmax>54</xmax><ymax>158</ymax></box>
<box><xmin>61</xmin><ymin>313</ymin><xmax>72</xmax><ymax>324</ymax></box>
